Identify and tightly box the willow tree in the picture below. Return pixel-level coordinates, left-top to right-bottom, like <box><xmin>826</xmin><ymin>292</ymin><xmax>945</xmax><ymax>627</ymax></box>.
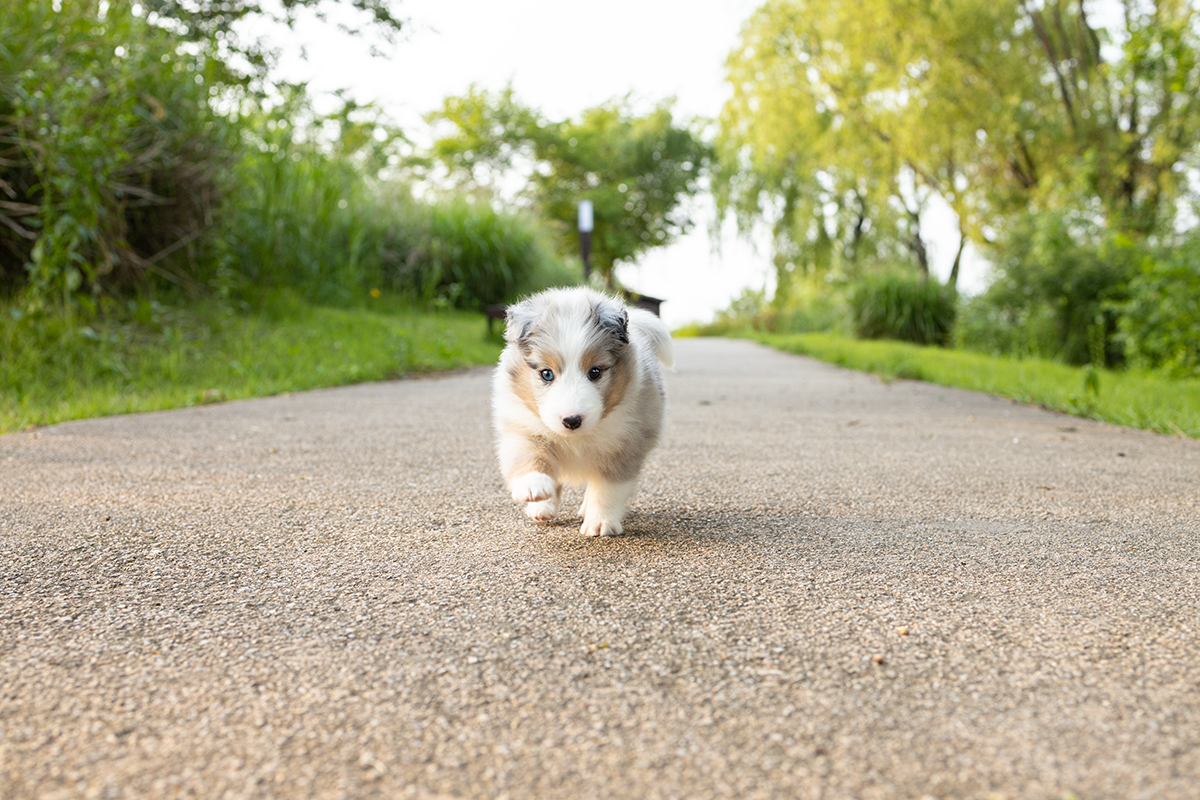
<box><xmin>717</xmin><ymin>0</ymin><xmax>1200</xmax><ymax>295</ymax></box>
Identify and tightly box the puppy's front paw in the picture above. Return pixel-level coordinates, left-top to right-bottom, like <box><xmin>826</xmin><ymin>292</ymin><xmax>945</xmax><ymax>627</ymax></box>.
<box><xmin>511</xmin><ymin>472</ymin><xmax>557</xmax><ymax>504</ymax></box>
<box><xmin>580</xmin><ymin>517</ymin><xmax>624</xmax><ymax>538</ymax></box>
<box><xmin>525</xmin><ymin>498</ymin><xmax>559</xmax><ymax>522</ymax></box>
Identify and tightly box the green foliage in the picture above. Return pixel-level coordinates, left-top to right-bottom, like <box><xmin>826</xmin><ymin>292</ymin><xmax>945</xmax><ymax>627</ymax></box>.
<box><xmin>962</xmin><ymin>210</ymin><xmax>1140</xmax><ymax>365</ymax></box>
<box><xmin>716</xmin><ymin>0</ymin><xmax>1033</xmax><ymax>287</ymax></box>
<box><xmin>425</xmin><ymin>86</ymin><xmax>542</xmax><ymax>187</ymax></box>
<box><xmin>1</xmin><ymin>0</ymin><xmax>236</xmax><ymax>307</ymax></box>
<box><xmin>848</xmin><ymin>273</ymin><xmax>956</xmax><ymax>346</ymax></box>
<box><xmin>703</xmin><ymin>287</ymin><xmax>776</xmax><ymax>335</ymax></box>
<box><xmin>749</xmin><ymin>332</ymin><xmax>1200</xmax><ymax>439</ymax></box>
<box><xmin>715</xmin><ymin>0</ymin><xmax>1200</xmax><ymax>348</ymax></box>
<box><xmin>424</xmin><ymin>86</ymin><xmax>710</xmax><ymax>287</ymax></box>
<box><xmin>1</xmin><ymin>291</ymin><xmax>501</xmax><ymax>433</ymax></box>
<box><xmin>716</xmin><ymin>0</ymin><xmax>922</xmax><ymax>284</ymax></box>
<box><xmin>535</xmin><ymin>100</ymin><xmax>710</xmax><ymax>284</ymax></box>
<box><xmin>213</xmin><ymin>89</ymin><xmax>397</xmax><ymax>302</ymax></box>
<box><xmin>219</xmin><ymin>133</ymin><xmax>571</xmax><ymax>309</ymax></box>
<box><xmin>1111</xmin><ymin>234</ymin><xmax>1200</xmax><ymax>378</ymax></box>
<box><xmin>953</xmin><ymin>293</ymin><xmax>1062</xmax><ymax>362</ymax></box>
<box><xmin>719</xmin><ymin>0</ymin><xmax>1200</xmax><ymax>243</ymax></box>
<box><xmin>1</xmin><ymin>2</ymin><xmax>563</xmax><ymax>319</ymax></box>
<box><xmin>382</xmin><ymin>197</ymin><xmax>576</xmax><ymax>310</ymax></box>
<box><xmin>138</xmin><ymin>0</ymin><xmax>405</xmax><ymax>78</ymax></box>
<box><xmin>691</xmin><ymin>276</ymin><xmax>852</xmax><ymax>337</ymax></box>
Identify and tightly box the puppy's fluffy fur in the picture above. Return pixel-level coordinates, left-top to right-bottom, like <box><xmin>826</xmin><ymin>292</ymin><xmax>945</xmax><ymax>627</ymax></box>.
<box><xmin>493</xmin><ymin>287</ymin><xmax>673</xmax><ymax>537</ymax></box>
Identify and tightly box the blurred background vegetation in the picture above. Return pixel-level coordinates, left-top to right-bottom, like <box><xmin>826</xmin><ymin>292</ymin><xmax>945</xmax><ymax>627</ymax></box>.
<box><xmin>0</xmin><ymin>0</ymin><xmax>579</xmax><ymax>313</ymax></box>
<box><xmin>707</xmin><ymin>0</ymin><xmax>1200</xmax><ymax>380</ymax></box>
<box><xmin>0</xmin><ymin>0</ymin><xmax>584</xmax><ymax>428</ymax></box>
<box><xmin>2</xmin><ymin>0</ymin><xmax>1199</xmax><ymax>431</ymax></box>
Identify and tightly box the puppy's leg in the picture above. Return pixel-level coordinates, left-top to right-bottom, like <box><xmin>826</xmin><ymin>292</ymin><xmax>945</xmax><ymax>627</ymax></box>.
<box><xmin>579</xmin><ymin>478</ymin><xmax>637</xmax><ymax>538</ymax></box>
<box><xmin>499</xmin><ymin>434</ymin><xmax>562</xmax><ymax>521</ymax></box>
<box><xmin>510</xmin><ymin>471</ymin><xmax>557</xmax><ymax>504</ymax></box>
<box><xmin>524</xmin><ymin>483</ymin><xmax>562</xmax><ymax>522</ymax></box>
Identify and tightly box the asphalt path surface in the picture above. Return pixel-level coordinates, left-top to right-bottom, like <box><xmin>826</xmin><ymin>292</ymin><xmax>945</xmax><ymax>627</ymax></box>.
<box><xmin>3</xmin><ymin>337</ymin><xmax>1198</xmax><ymax>799</ymax></box>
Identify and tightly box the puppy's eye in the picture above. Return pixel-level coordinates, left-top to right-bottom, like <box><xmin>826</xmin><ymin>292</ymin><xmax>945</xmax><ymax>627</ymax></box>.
<box><xmin>587</xmin><ymin>367</ymin><xmax>604</xmax><ymax>382</ymax></box>
<box><xmin>539</xmin><ymin>368</ymin><xmax>555</xmax><ymax>383</ymax></box>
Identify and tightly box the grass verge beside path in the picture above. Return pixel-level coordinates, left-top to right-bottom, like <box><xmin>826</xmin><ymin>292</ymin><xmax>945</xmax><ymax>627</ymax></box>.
<box><xmin>745</xmin><ymin>332</ymin><xmax>1200</xmax><ymax>439</ymax></box>
<box><xmin>2</xmin><ymin>292</ymin><xmax>502</xmax><ymax>433</ymax></box>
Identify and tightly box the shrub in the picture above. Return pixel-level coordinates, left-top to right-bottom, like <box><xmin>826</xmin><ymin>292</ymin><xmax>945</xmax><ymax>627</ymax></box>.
<box><xmin>1111</xmin><ymin>235</ymin><xmax>1200</xmax><ymax>378</ymax></box>
<box><xmin>381</xmin><ymin>197</ymin><xmax>569</xmax><ymax>310</ymax></box>
<box><xmin>848</xmin><ymin>272</ymin><xmax>956</xmax><ymax>346</ymax></box>
<box><xmin>0</xmin><ymin>0</ymin><xmax>236</xmax><ymax>307</ymax></box>
<box><xmin>214</xmin><ymin>95</ymin><xmax>382</xmax><ymax>303</ymax></box>
<box><xmin>1</xmin><ymin>2</ymin><xmax>570</xmax><ymax>315</ymax></box>
<box><xmin>962</xmin><ymin>209</ymin><xmax>1139</xmax><ymax>365</ymax></box>
<box><xmin>700</xmin><ymin>273</ymin><xmax>851</xmax><ymax>336</ymax></box>
<box><xmin>953</xmin><ymin>293</ymin><xmax>1061</xmax><ymax>358</ymax></box>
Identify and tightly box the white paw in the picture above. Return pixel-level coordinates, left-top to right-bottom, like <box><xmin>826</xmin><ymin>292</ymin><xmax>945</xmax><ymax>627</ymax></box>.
<box><xmin>580</xmin><ymin>517</ymin><xmax>624</xmax><ymax>538</ymax></box>
<box><xmin>525</xmin><ymin>499</ymin><xmax>559</xmax><ymax>522</ymax></box>
<box><xmin>511</xmin><ymin>472</ymin><xmax>557</xmax><ymax>504</ymax></box>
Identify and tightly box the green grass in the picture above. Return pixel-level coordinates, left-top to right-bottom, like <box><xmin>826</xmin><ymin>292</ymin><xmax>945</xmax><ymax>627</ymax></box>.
<box><xmin>1</xmin><ymin>291</ymin><xmax>502</xmax><ymax>433</ymax></box>
<box><xmin>743</xmin><ymin>332</ymin><xmax>1200</xmax><ymax>438</ymax></box>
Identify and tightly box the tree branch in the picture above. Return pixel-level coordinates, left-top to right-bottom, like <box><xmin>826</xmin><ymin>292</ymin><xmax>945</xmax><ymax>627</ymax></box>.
<box><xmin>1020</xmin><ymin>0</ymin><xmax>1079</xmax><ymax>136</ymax></box>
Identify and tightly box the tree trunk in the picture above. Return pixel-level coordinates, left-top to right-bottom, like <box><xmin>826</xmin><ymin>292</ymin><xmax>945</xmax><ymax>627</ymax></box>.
<box><xmin>905</xmin><ymin>205</ymin><xmax>929</xmax><ymax>277</ymax></box>
<box><xmin>948</xmin><ymin>231</ymin><xmax>966</xmax><ymax>291</ymax></box>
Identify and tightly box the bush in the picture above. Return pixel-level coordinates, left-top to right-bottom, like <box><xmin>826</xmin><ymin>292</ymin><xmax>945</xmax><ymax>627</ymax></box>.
<box><xmin>953</xmin><ymin>293</ymin><xmax>1061</xmax><ymax>358</ymax></box>
<box><xmin>1</xmin><ymin>2</ymin><xmax>572</xmax><ymax>315</ymax></box>
<box><xmin>0</xmin><ymin>0</ymin><xmax>236</xmax><ymax>307</ymax></box>
<box><xmin>702</xmin><ymin>287</ymin><xmax>773</xmax><ymax>334</ymax></box>
<box><xmin>213</xmin><ymin>94</ymin><xmax>385</xmax><ymax>303</ymax></box>
<box><xmin>697</xmin><ymin>272</ymin><xmax>852</xmax><ymax>336</ymax></box>
<box><xmin>961</xmin><ymin>210</ymin><xmax>1139</xmax><ymax>365</ymax></box>
<box><xmin>381</xmin><ymin>197</ymin><xmax>571</xmax><ymax>310</ymax></box>
<box><xmin>220</xmin><ymin>148</ymin><xmax>573</xmax><ymax>309</ymax></box>
<box><xmin>848</xmin><ymin>272</ymin><xmax>956</xmax><ymax>346</ymax></box>
<box><xmin>1111</xmin><ymin>235</ymin><xmax>1200</xmax><ymax>378</ymax></box>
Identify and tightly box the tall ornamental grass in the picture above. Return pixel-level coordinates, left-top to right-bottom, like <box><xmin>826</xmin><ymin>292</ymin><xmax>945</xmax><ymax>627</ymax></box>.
<box><xmin>849</xmin><ymin>272</ymin><xmax>956</xmax><ymax>346</ymax></box>
<box><xmin>381</xmin><ymin>196</ymin><xmax>572</xmax><ymax>310</ymax></box>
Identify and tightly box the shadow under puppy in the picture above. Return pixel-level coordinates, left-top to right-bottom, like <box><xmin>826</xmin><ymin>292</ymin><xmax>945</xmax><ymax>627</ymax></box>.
<box><xmin>493</xmin><ymin>287</ymin><xmax>674</xmax><ymax>537</ymax></box>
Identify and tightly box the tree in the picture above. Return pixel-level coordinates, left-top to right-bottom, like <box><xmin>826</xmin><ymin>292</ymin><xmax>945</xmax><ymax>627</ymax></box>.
<box><xmin>423</xmin><ymin>86</ymin><xmax>710</xmax><ymax>288</ymax></box>
<box><xmin>1014</xmin><ymin>0</ymin><xmax>1200</xmax><ymax>234</ymax></box>
<box><xmin>716</xmin><ymin>0</ymin><xmax>1200</xmax><ymax>296</ymax></box>
<box><xmin>139</xmin><ymin>0</ymin><xmax>405</xmax><ymax>77</ymax></box>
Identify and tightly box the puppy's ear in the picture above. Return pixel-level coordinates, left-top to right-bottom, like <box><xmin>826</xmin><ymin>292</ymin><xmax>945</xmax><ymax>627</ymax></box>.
<box><xmin>592</xmin><ymin>299</ymin><xmax>629</xmax><ymax>346</ymax></box>
<box><xmin>504</xmin><ymin>297</ymin><xmax>540</xmax><ymax>349</ymax></box>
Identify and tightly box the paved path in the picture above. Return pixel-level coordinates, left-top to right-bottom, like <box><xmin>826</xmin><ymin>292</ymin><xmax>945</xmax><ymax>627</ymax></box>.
<box><xmin>2</xmin><ymin>338</ymin><xmax>1198</xmax><ymax>799</ymax></box>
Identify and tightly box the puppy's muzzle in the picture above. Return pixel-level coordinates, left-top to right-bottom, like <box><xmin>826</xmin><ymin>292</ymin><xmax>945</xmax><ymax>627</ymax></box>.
<box><xmin>562</xmin><ymin>415</ymin><xmax>583</xmax><ymax>431</ymax></box>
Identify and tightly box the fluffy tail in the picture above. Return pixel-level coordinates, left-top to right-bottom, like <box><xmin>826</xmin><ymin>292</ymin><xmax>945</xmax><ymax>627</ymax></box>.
<box><xmin>628</xmin><ymin>307</ymin><xmax>674</xmax><ymax>370</ymax></box>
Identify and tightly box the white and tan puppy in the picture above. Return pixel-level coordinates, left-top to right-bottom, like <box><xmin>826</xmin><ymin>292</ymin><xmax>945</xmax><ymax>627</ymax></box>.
<box><xmin>493</xmin><ymin>287</ymin><xmax>673</xmax><ymax>537</ymax></box>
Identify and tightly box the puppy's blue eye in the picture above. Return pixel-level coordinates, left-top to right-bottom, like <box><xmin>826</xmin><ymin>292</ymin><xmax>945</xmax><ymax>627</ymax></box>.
<box><xmin>539</xmin><ymin>368</ymin><xmax>555</xmax><ymax>382</ymax></box>
<box><xmin>587</xmin><ymin>367</ymin><xmax>603</xmax><ymax>382</ymax></box>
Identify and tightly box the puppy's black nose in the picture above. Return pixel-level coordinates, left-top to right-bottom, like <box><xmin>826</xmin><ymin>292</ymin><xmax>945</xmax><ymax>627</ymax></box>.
<box><xmin>562</xmin><ymin>415</ymin><xmax>582</xmax><ymax>430</ymax></box>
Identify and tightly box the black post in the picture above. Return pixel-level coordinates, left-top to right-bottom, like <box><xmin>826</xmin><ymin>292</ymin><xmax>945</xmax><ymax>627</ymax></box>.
<box><xmin>580</xmin><ymin>229</ymin><xmax>592</xmax><ymax>280</ymax></box>
<box><xmin>578</xmin><ymin>199</ymin><xmax>594</xmax><ymax>281</ymax></box>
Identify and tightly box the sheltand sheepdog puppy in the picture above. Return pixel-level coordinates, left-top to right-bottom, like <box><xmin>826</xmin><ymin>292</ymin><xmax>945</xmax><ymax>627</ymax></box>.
<box><xmin>492</xmin><ymin>287</ymin><xmax>673</xmax><ymax>537</ymax></box>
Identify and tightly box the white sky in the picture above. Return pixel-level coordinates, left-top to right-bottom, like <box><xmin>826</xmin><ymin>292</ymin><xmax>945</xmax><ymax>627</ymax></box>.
<box><xmin>254</xmin><ymin>0</ymin><xmax>987</xmax><ymax>326</ymax></box>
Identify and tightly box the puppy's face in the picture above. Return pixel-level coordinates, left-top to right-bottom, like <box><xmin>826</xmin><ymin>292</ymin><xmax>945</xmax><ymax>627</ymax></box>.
<box><xmin>505</xmin><ymin>292</ymin><xmax>632</xmax><ymax>435</ymax></box>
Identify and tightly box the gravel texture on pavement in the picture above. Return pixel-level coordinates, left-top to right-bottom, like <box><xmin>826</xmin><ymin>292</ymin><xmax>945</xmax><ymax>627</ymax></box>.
<box><xmin>2</xmin><ymin>337</ymin><xmax>1198</xmax><ymax>799</ymax></box>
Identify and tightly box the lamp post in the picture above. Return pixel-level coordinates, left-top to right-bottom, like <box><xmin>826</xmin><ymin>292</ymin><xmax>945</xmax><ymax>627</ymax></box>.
<box><xmin>578</xmin><ymin>199</ymin><xmax>593</xmax><ymax>280</ymax></box>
